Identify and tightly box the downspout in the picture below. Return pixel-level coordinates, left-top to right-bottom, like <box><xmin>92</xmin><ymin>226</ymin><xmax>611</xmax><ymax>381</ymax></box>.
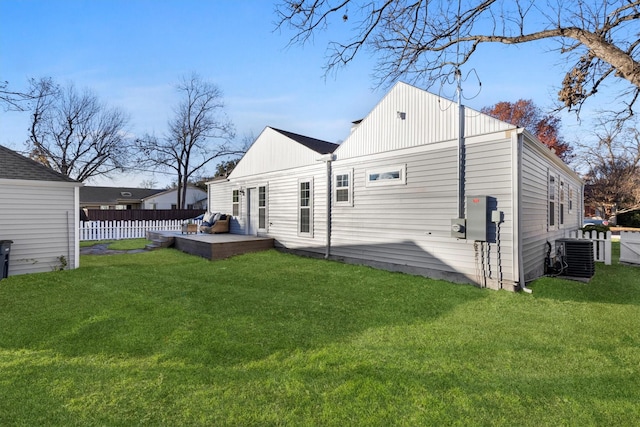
<box><xmin>318</xmin><ymin>153</ymin><xmax>336</xmax><ymax>259</ymax></box>
<box><xmin>515</xmin><ymin>130</ymin><xmax>532</xmax><ymax>293</ymax></box>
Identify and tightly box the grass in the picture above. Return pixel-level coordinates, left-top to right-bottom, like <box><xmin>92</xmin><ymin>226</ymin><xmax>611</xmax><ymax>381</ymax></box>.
<box><xmin>0</xmin><ymin>244</ymin><xmax>638</xmax><ymax>425</ymax></box>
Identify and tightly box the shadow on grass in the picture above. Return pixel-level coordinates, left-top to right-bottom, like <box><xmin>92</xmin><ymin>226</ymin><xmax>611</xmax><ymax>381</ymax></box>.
<box><xmin>529</xmin><ymin>261</ymin><xmax>640</xmax><ymax>306</ymax></box>
<box><xmin>0</xmin><ymin>249</ymin><xmax>488</xmax><ymax>367</ymax></box>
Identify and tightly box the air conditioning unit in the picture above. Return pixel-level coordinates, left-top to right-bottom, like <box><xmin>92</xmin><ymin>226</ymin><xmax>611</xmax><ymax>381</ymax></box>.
<box><xmin>555</xmin><ymin>238</ymin><xmax>595</xmax><ymax>279</ymax></box>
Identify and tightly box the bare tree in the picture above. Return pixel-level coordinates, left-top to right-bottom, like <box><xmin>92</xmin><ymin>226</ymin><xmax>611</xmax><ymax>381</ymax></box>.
<box><xmin>136</xmin><ymin>74</ymin><xmax>239</xmax><ymax>209</ymax></box>
<box><xmin>1</xmin><ymin>77</ymin><xmax>58</xmax><ymax>111</ymax></box>
<box><xmin>579</xmin><ymin>118</ymin><xmax>640</xmax><ymax>220</ymax></box>
<box><xmin>276</xmin><ymin>1</ymin><xmax>640</xmax><ymax>118</ymax></box>
<box><xmin>27</xmin><ymin>78</ymin><xmax>131</xmax><ymax>182</ymax></box>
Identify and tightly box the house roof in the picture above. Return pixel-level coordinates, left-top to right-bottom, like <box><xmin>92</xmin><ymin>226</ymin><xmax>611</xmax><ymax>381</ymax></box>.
<box><xmin>0</xmin><ymin>144</ymin><xmax>79</xmax><ymax>183</ymax></box>
<box><xmin>141</xmin><ymin>184</ymin><xmax>206</xmax><ymax>201</ymax></box>
<box><xmin>80</xmin><ymin>186</ymin><xmax>164</xmax><ymax>204</ymax></box>
<box><xmin>271</xmin><ymin>128</ymin><xmax>339</xmax><ymax>154</ymax></box>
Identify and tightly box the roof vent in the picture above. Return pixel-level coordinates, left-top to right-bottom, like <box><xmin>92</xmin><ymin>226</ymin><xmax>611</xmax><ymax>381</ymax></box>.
<box><xmin>120</xmin><ymin>191</ymin><xmax>132</xmax><ymax>197</ymax></box>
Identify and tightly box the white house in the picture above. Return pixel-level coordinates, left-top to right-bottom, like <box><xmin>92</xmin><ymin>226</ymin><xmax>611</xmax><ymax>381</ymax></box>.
<box><xmin>207</xmin><ymin>82</ymin><xmax>583</xmax><ymax>291</ymax></box>
<box><xmin>142</xmin><ymin>185</ymin><xmax>207</xmax><ymax>210</ymax></box>
<box><xmin>0</xmin><ymin>145</ymin><xmax>83</xmax><ymax>276</ymax></box>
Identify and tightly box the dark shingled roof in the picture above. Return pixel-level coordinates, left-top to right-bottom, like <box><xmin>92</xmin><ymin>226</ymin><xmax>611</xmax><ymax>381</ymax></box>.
<box><xmin>80</xmin><ymin>186</ymin><xmax>165</xmax><ymax>204</ymax></box>
<box><xmin>272</xmin><ymin>128</ymin><xmax>339</xmax><ymax>154</ymax></box>
<box><xmin>0</xmin><ymin>144</ymin><xmax>78</xmax><ymax>183</ymax></box>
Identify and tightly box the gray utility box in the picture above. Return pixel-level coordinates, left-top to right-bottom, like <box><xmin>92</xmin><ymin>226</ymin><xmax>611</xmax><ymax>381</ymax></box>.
<box><xmin>467</xmin><ymin>196</ymin><xmax>488</xmax><ymax>241</ymax></box>
<box><xmin>1</xmin><ymin>240</ymin><xmax>13</xmax><ymax>279</ymax></box>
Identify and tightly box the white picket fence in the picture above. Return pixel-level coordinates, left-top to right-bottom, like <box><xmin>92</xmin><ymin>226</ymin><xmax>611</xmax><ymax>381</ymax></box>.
<box><xmin>79</xmin><ymin>220</ymin><xmax>202</xmax><ymax>241</ymax></box>
<box><xmin>565</xmin><ymin>229</ymin><xmax>612</xmax><ymax>265</ymax></box>
<box><xmin>620</xmin><ymin>231</ymin><xmax>640</xmax><ymax>265</ymax></box>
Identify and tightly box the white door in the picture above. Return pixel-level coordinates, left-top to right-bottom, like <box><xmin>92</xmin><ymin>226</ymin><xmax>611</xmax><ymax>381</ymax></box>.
<box><xmin>247</xmin><ymin>187</ymin><xmax>259</xmax><ymax>235</ymax></box>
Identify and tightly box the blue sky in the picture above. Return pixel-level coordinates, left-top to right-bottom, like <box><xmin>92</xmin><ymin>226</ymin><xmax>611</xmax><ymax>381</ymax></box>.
<box><xmin>0</xmin><ymin>0</ymin><xmax>619</xmax><ymax>187</ymax></box>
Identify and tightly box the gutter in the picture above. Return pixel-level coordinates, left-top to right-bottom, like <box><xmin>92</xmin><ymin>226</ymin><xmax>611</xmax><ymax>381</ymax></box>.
<box><xmin>515</xmin><ymin>129</ymin><xmax>532</xmax><ymax>293</ymax></box>
<box><xmin>317</xmin><ymin>153</ymin><xmax>336</xmax><ymax>258</ymax></box>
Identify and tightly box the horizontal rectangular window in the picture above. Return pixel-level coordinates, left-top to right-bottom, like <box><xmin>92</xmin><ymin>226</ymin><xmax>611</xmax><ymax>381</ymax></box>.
<box><xmin>365</xmin><ymin>164</ymin><xmax>406</xmax><ymax>187</ymax></box>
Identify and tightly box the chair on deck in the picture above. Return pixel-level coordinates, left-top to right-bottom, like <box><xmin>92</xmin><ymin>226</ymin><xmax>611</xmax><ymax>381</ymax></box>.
<box><xmin>199</xmin><ymin>213</ymin><xmax>230</xmax><ymax>234</ymax></box>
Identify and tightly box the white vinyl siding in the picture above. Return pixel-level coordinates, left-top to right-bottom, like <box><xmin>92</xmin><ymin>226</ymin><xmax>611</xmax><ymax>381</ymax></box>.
<box><xmin>329</xmin><ymin>134</ymin><xmax>516</xmax><ymax>288</ymax></box>
<box><xmin>0</xmin><ymin>180</ymin><xmax>80</xmax><ymax>276</ymax></box>
<box><xmin>520</xmin><ymin>135</ymin><xmax>583</xmax><ymax>281</ymax></box>
<box><xmin>336</xmin><ymin>82</ymin><xmax>514</xmax><ymax>159</ymax></box>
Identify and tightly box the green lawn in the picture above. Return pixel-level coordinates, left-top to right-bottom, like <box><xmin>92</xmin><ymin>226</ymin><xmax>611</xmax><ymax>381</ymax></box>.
<box><xmin>0</xmin><ymin>244</ymin><xmax>638</xmax><ymax>425</ymax></box>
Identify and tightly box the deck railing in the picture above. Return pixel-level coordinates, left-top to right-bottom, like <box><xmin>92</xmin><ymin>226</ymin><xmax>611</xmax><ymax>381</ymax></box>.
<box><xmin>79</xmin><ymin>220</ymin><xmax>202</xmax><ymax>241</ymax></box>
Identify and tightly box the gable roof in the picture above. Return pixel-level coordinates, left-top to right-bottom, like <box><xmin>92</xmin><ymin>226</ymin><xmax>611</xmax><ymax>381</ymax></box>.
<box><xmin>271</xmin><ymin>128</ymin><xmax>339</xmax><ymax>154</ymax></box>
<box><xmin>80</xmin><ymin>186</ymin><xmax>164</xmax><ymax>204</ymax></box>
<box><xmin>141</xmin><ymin>184</ymin><xmax>206</xmax><ymax>201</ymax></box>
<box><xmin>227</xmin><ymin>126</ymin><xmax>338</xmax><ymax>179</ymax></box>
<box><xmin>335</xmin><ymin>81</ymin><xmax>515</xmax><ymax>159</ymax></box>
<box><xmin>0</xmin><ymin>144</ymin><xmax>79</xmax><ymax>183</ymax></box>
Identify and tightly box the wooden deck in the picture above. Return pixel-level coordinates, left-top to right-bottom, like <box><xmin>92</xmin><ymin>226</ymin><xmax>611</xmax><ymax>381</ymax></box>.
<box><xmin>147</xmin><ymin>231</ymin><xmax>274</xmax><ymax>261</ymax></box>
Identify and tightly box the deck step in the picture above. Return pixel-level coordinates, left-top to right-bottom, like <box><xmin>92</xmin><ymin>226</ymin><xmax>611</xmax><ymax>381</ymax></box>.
<box><xmin>145</xmin><ymin>231</ymin><xmax>175</xmax><ymax>250</ymax></box>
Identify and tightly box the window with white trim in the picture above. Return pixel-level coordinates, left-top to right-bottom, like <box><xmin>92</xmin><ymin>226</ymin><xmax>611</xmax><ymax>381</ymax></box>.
<box><xmin>258</xmin><ymin>185</ymin><xmax>267</xmax><ymax>230</ymax></box>
<box><xmin>568</xmin><ymin>186</ymin><xmax>573</xmax><ymax>213</ymax></box>
<box><xmin>549</xmin><ymin>174</ymin><xmax>556</xmax><ymax>228</ymax></box>
<box><xmin>232</xmin><ymin>189</ymin><xmax>240</xmax><ymax>217</ymax></box>
<box><xmin>559</xmin><ymin>180</ymin><xmax>565</xmax><ymax>225</ymax></box>
<box><xmin>365</xmin><ymin>164</ymin><xmax>406</xmax><ymax>187</ymax></box>
<box><xmin>335</xmin><ymin>170</ymin><xmax>352</xmax><ymax>206</ymax></box>
<box><xmin>298</xmin><ymin>178</ymin><xmax>313</xmax><ymax>236</ymax></box>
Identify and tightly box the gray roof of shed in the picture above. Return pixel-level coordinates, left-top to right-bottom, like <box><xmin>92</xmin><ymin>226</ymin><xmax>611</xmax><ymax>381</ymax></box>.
<box><xmin>0</xmin><ymin>144</ymin><xmax>79</xmax><ymax>183</ymax></box>
<box><xmin>272</xmin><ymin>128</ymin><xmax>339</xmax><ymax>154</ymax></box>
<box><xmin>80</xmin><ymin>186</ymin><xmax>165</xmax><ymax>204</ymax></box>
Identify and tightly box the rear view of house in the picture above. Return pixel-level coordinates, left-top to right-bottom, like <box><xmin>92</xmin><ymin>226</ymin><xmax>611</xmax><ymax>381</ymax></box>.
<box><xmin>0</xmin><ymin>145</ymin><xmax>82</xmax><ymax>276</ymax></box>
<box><xmin>207</xmin><ymin>82</ymin><xmax>583</xmax><ymax>291</ymax></box>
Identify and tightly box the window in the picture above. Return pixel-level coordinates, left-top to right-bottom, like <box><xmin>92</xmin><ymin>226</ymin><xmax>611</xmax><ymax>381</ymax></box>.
<box><xmin>569</xmin><ymin>187</ymin><xmax>573</xmax><ymax>212</ymax></box>
<box><xmin>365</xmin><ymin>164</ymin><xmax>406</xmax><ymax>187</ymax></box>
<box><xmin>298</xmin><ymin>179</ymin><xmax>313</xmax><ymax>236</ymax></box>
<box><xmin>171</xmin><ymin>204</ymin><xmax>177</xmax><ymax>210</ymax></box>
<box><xmin>335</xmin><ymin>171</ymin><xmax>352</xmax><ymax>206</ymax></box>
<box><xmin>258</xmin><ymin>185</ymin><xmax>267</xmax><ymax>229</ymax></box>
<box><xmin>232</xmin><ymin>190</ymin><xmax>240</xmax><ymax>217</ymax></box>
<box><xmin>549</xmin><ymin>174</ymin><xmax>556</xmax><ymax>228</ymax></box>
<box><xmin>559</xmin><ymin>181</ymin><xmax>565</xmax><ymax>225</ymax></box>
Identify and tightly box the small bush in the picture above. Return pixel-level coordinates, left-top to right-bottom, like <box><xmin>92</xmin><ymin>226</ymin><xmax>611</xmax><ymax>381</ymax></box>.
<box><xmin>617</xmin><ymin>211</ymin><xmax>640</xmax><ymax>227</ymax></box>
<box><xmin>581</xmin><ymin>224</ymin><xmax>610</xmax><ymax>233</ymax></box>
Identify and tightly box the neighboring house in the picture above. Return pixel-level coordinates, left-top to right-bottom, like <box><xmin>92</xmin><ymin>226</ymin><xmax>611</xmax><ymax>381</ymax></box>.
<box><xmin>141</xmin><ymin>185</ymin><xmax>208</xmax><ymax>210</ymax></box>
<box><xmin>80</xmin><ymin>186</ymin><xmax>165</xmax><ymax>210</ymax></box>
<box><xmin>80</xmin><ymin>185</ymin><xmax>208</xmax><ymax>210</ymax></box>
<box><xmin>0</xmin><ymin>145</ymin><xmax>82</xmax><ymax>276</ymax></box>
<box><xmin>207</xmin><ymin>82</ymin><xmax>583</xmax><ymax>291</ymax></box>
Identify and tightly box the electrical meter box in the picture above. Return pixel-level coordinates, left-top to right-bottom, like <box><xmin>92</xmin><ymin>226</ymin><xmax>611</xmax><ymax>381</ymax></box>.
<box><xmin>467</xmin><ymin>196</ymin><xmax>488</xmax><ymax>241</ymax></box>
